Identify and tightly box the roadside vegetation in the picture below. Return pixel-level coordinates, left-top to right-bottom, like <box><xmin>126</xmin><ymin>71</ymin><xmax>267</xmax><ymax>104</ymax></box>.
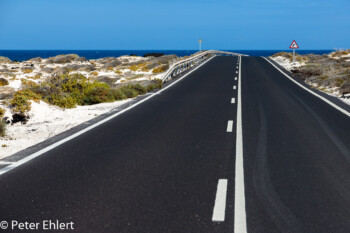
<box><xmin>9</xmin><ymin>73</ymin><xmax>162</xmax><ymax>113</ymax></box>
<box><xmin>271</xmin><ymin>50</ymin><xmax>350</xmax><ymax>95</ymax></box>
<box><xmin>0</xmin><ymin>107</ymin><xmax>5</xmax><ymax>137</ymax></box>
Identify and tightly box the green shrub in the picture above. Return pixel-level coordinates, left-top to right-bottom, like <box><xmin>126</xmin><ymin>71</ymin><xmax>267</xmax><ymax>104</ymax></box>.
<box><xmin>0</xmin><ymin>78</ymin><xmax>9</xmax><ymax>86</ymax></box>
<box><xmin>21</xmin><ymin>79</ymin><xmax>38</xmax><ymax>87</ymax></box>
<box><xmin>152</xmin><ymin>64</ymin><xmax>169</xmax><ymax>74</ymax></box>
<box><xmin>10</xmin><ymin>90</ymin><xmax>41</xmax><ymax>113</ymax></box>
<box><xmin>133</xmin><ymin>84</ymin><xmax>147</xmax><ymax>95</ymax></box>
<box><xmin>11</xmin><ymin>94</ymin><xmax>31</xmax><ymax>113</ymax></box>
<box><xmin>129</xmin><ymin>63</ymin><xmax>148</xmax><ymax>71</ymax></box>
<box><xmin>120</xmin><ymin>86</ymin><xmax>139</xmax><ymax>98</ymax></box>
<box><xmin>46</xmin><ymin>93</ymin><xmax>76</xmax><ymax>108</ymax></box>
<box><xmin>0</xmin><ymin>107</ymin><xmax>4</xmax><ymax>118</ymax></box>
<box><xmin>83</xmin><ymin>85</ymin><xmax>115</xmax><ymax>105</ymax></box>
<box><xmin>111</xmin><ymin>89</ymin><xmax>127</xmax><ymax>100</ymax></box>
<box><xmin>42</xmin><ymin>73</ymin><xmax>113</xmax><ymax>107</ymax></box>
<box><xmin>0</xmin><ymin>121</ymin><xmax>5</xmax><ymax>137</ymax></box>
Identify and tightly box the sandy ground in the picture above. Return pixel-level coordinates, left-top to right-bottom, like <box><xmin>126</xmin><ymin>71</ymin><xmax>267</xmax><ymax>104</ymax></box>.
<box><xmin>0</xmin><ymin>99</ymin><xmax>132</xmax><ymax>159</ymax></box>
<box><xmin>270</xmin><ymin>56</ymin><xmax>305</xmax><ymax>71</ymax></box>
<box><xmin>0</xmin><ymin>54</ymin><xmax>177</xmax><ymax>159</ymax></box>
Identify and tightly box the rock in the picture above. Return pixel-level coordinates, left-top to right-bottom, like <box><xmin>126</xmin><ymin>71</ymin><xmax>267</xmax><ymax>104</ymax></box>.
<box><xmin>162</xmin><ymin>54</ymin><xmax>178</xmax><ymax>60</ymax></box>
<box><xmin>0</xmin><ymin>86</ymin><xmax>14</xmax><ymax>99</ymax></box>
<box><xmin>28</xmin><ymin>57</ymin><xmax>42</xmax><ymax>62</ymax></box>
<box><xmin>74</xmin><ymin>57</ymin><xmax>88</xmax><ymax>62</ymax></box>
<box><xmin>93</xmin><ymin>76</ymin><xmax>119</xmax><ymax>86</ymax></box>
<box><xmin>115</xmin><ymin>79</ymin><xmax>155</xmax><ymax>88</ymax></box>
<box><xmin>104</xmin><ymin>60</ymin><xmax>122</xmax><ymax>68</ymax></box>
<box><xmin>21</xmin><ymin>67</ymin><xmax>34</xmax><ymax>72</ymax></box>
<box><xmin>143</xmin><ymin>63</ymin><xmax>159</xmax><ymax>70</ymax></box>
<box><xmin>63</xmin><ymin>64</ymin><xmax>80</xmax><ymax>71</ymax></box>
<box><xmin>54</xmin><ymin>67</ymin><xmax>70</xmax><ymax>75</ymax></box>
<box><xmin>339</xmin><ymin>81</ymin><xmax>350</xmax><ymax>95</ymax></box>
<box><xmin>0</xmin><ymin>56</ymin><xmax>12</xmax><ymax>63</ymax></box>
<box><xmin>78</xmin><ymin>65</ymin><xmax>95</xmax><ymax>72</ymax></box>
<box><xmin>62</xmin><ymin>64</ymin><xmax>95</xmax><ymax>72</ymax></box>
<box><xmin>96</xmin><ymin>57</ymin><xmax>122</xmax><ymax>66</ymax></box>
<box><xmin>46</xmin><ymin>54</ymin><xmax>80</xmax><ymax>64</ymax></box>
<box><xmin>147</xmin><ymin>55</ymin><xmax>177</xmax><ymax>65</ymax></box>
<box><xmin>143</xmin><ymin>53</ymin><xmax>164</xmax><ymax>57</ymax></box>
<box><xmin>41</xmin><ymin>67</ymin><xmax>54</xmax><ymax>73</ymax></box>
<box><xmin>12</xmin><ymin>113</ymin><xmax>28</xmax><ymax>124</ymax></box>
<box><xmin>320</xmin><ymin>77</ymin><xmax>346</xmax><ymax>88</ymax></box>
<box><xmin>95</xmin><ymin>57</ymin><xmax>114</xmax><ymax>64</ymax></box>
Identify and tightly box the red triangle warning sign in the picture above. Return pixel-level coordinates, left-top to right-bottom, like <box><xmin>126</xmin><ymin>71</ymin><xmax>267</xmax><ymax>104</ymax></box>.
<box><xmin>289</xmin><ymin>40</ymin><xmax>299</xmax><ymax>49</ymax></box>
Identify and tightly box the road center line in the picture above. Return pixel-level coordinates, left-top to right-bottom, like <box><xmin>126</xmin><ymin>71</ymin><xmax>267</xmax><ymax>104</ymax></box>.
<box><xmin>231</xmin><ymin>98</ymin><xmax>236</xmax><ymax>104</ymax></box>
<box><xmin>234</xmin><ymin>55</ymin><xmax>248</xmax><ymax>233</ymax></box>
<box><xmin>212</xmin><ymin>179</ymin><xmax>228</xmax><ymax>222</ymax></box>
<box><xmin>226</xmin><ymin>120</ymin><xmax>233</xmax><ymax>132</ymax></box>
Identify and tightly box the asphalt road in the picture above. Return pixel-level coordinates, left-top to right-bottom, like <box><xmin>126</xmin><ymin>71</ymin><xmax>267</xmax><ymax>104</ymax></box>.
<box><xmin>0</xmin><ymin>55</ymin><xmax>350</xmax><ymax>233</ymax></box>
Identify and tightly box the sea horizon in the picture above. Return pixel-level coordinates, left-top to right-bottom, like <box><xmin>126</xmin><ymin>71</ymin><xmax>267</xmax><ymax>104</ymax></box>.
<box><xmin>0</xmin><ymin>49</ymin><xmax>335</xmax><ymax>61</ymax></box>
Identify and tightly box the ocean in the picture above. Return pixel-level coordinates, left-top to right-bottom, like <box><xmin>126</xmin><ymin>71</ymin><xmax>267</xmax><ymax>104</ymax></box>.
<box><xmin>0</xmin><ymin>50</ymin><xmax>334</xmax><ymax>62</ymax></box>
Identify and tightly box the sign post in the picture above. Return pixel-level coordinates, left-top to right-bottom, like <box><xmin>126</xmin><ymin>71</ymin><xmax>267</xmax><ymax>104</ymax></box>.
<box><xmin>289</xmin><ymin>40</ymin><xmax>299</xmax><ymax>64</ymax></box>
<box><xmin>198</xmin><ymin>38</ymin><xmax>203</xmax><ymax>51</ymax></box>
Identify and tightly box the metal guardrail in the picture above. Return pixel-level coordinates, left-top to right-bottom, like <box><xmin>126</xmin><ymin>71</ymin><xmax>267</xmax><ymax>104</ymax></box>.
<box><xmin>161</xmin><ymin>50</ymin><xmax>248</xmax><ymax>82</ymax></box>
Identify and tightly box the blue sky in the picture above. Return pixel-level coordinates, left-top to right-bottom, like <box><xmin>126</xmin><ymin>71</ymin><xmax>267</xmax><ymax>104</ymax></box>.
<box><xmin>0</xmin><ymin>0</ymin><xmax>349</xmax><ymax>50</ymax></box>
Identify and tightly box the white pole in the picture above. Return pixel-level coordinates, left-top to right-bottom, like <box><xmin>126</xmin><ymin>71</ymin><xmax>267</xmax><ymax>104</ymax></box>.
<box><xmin>293</xmin><ymin>49</ymin><xmax>295</xmax><ymax>65</ymax></box>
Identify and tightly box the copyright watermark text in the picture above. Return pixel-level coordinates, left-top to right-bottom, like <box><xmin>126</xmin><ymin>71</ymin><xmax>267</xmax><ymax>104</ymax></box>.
<box><xmin>0</xmin><ymin>220</ymin><xmax>74</xmax><ymax>231</ymax></box>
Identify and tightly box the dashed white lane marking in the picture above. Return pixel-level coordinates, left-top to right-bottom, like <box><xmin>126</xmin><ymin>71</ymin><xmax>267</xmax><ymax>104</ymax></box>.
<box><xmin>234</xmin><ymin>55</ymin><xmax>248</xmax><ymax>233</ymax></box>
<box><xmin>235</xmin><ymin>77</ymin><xmax>237</xmax><ymax>81</ymax></box>
<box><xmin>226</xmin><ymin>120</ymin><xmax>233</xmax><ymax>132</ymax></box>
<box><xmin>0</xmin><ymin>56</ymin><xmax>218</xmax><ymax>176</ymax></box>
<box><xmin>263</xmin><ymin>57</ymin><xmax>350</xmax><ymax>118</ymax></box>
<box><xmin>236</xmin><ymin>71</ymin><xmax>238</xmax><ymax>74</ymax></box>
<box><xmin>212</xmin><ymin>179</ymin><xmax>228</xmax><ymax>222</ymax></box>
<box><xmin>231</xmin><ymin>98</ymin><xmax>236</xmax><ymax>104</ymax></box>
<box><xmin>233</xmin><ymin>86</ymin><xmax>237</xmax><ymax>90</ymax></box>
<box><xmin>0</xmin><ymin>161</ymin><xmax>14</xmax><ymax>165</ymax></box>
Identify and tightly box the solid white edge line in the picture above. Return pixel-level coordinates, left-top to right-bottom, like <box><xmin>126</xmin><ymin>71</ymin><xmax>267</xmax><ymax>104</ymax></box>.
<box><xmin>234</xmin><ymin>55</ymin><xmax>248</xmax><ymax>233</ymax></box>
<box><xmin>0</xmin><ymin>56</ymin><xmax>217</xmax><ymax>176</ymax></box>
<box><xmin>231</xmin><ymin>98</ymin><xmax>236</xmax><ymax>104</ymax></box>
<box><xmin>226</xmin><ymin>120</ymin><xmax>233</xmax><ymax>132</ymax></box>
<box><xmin>263</xmin><ymin>57</ymin><xmax>350</xmax><ymax>118</ymax></box>
<box><xmin>212</xmin><ymin>179</ymin><xmax>228</xmax><ymax>222</ymax></box>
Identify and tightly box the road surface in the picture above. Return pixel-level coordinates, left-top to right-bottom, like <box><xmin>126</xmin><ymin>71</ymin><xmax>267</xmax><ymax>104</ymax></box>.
<box><xmin>0</xmin><ymin>56</ymin><xmax>349</xmax><ymax>233</ymax></box>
